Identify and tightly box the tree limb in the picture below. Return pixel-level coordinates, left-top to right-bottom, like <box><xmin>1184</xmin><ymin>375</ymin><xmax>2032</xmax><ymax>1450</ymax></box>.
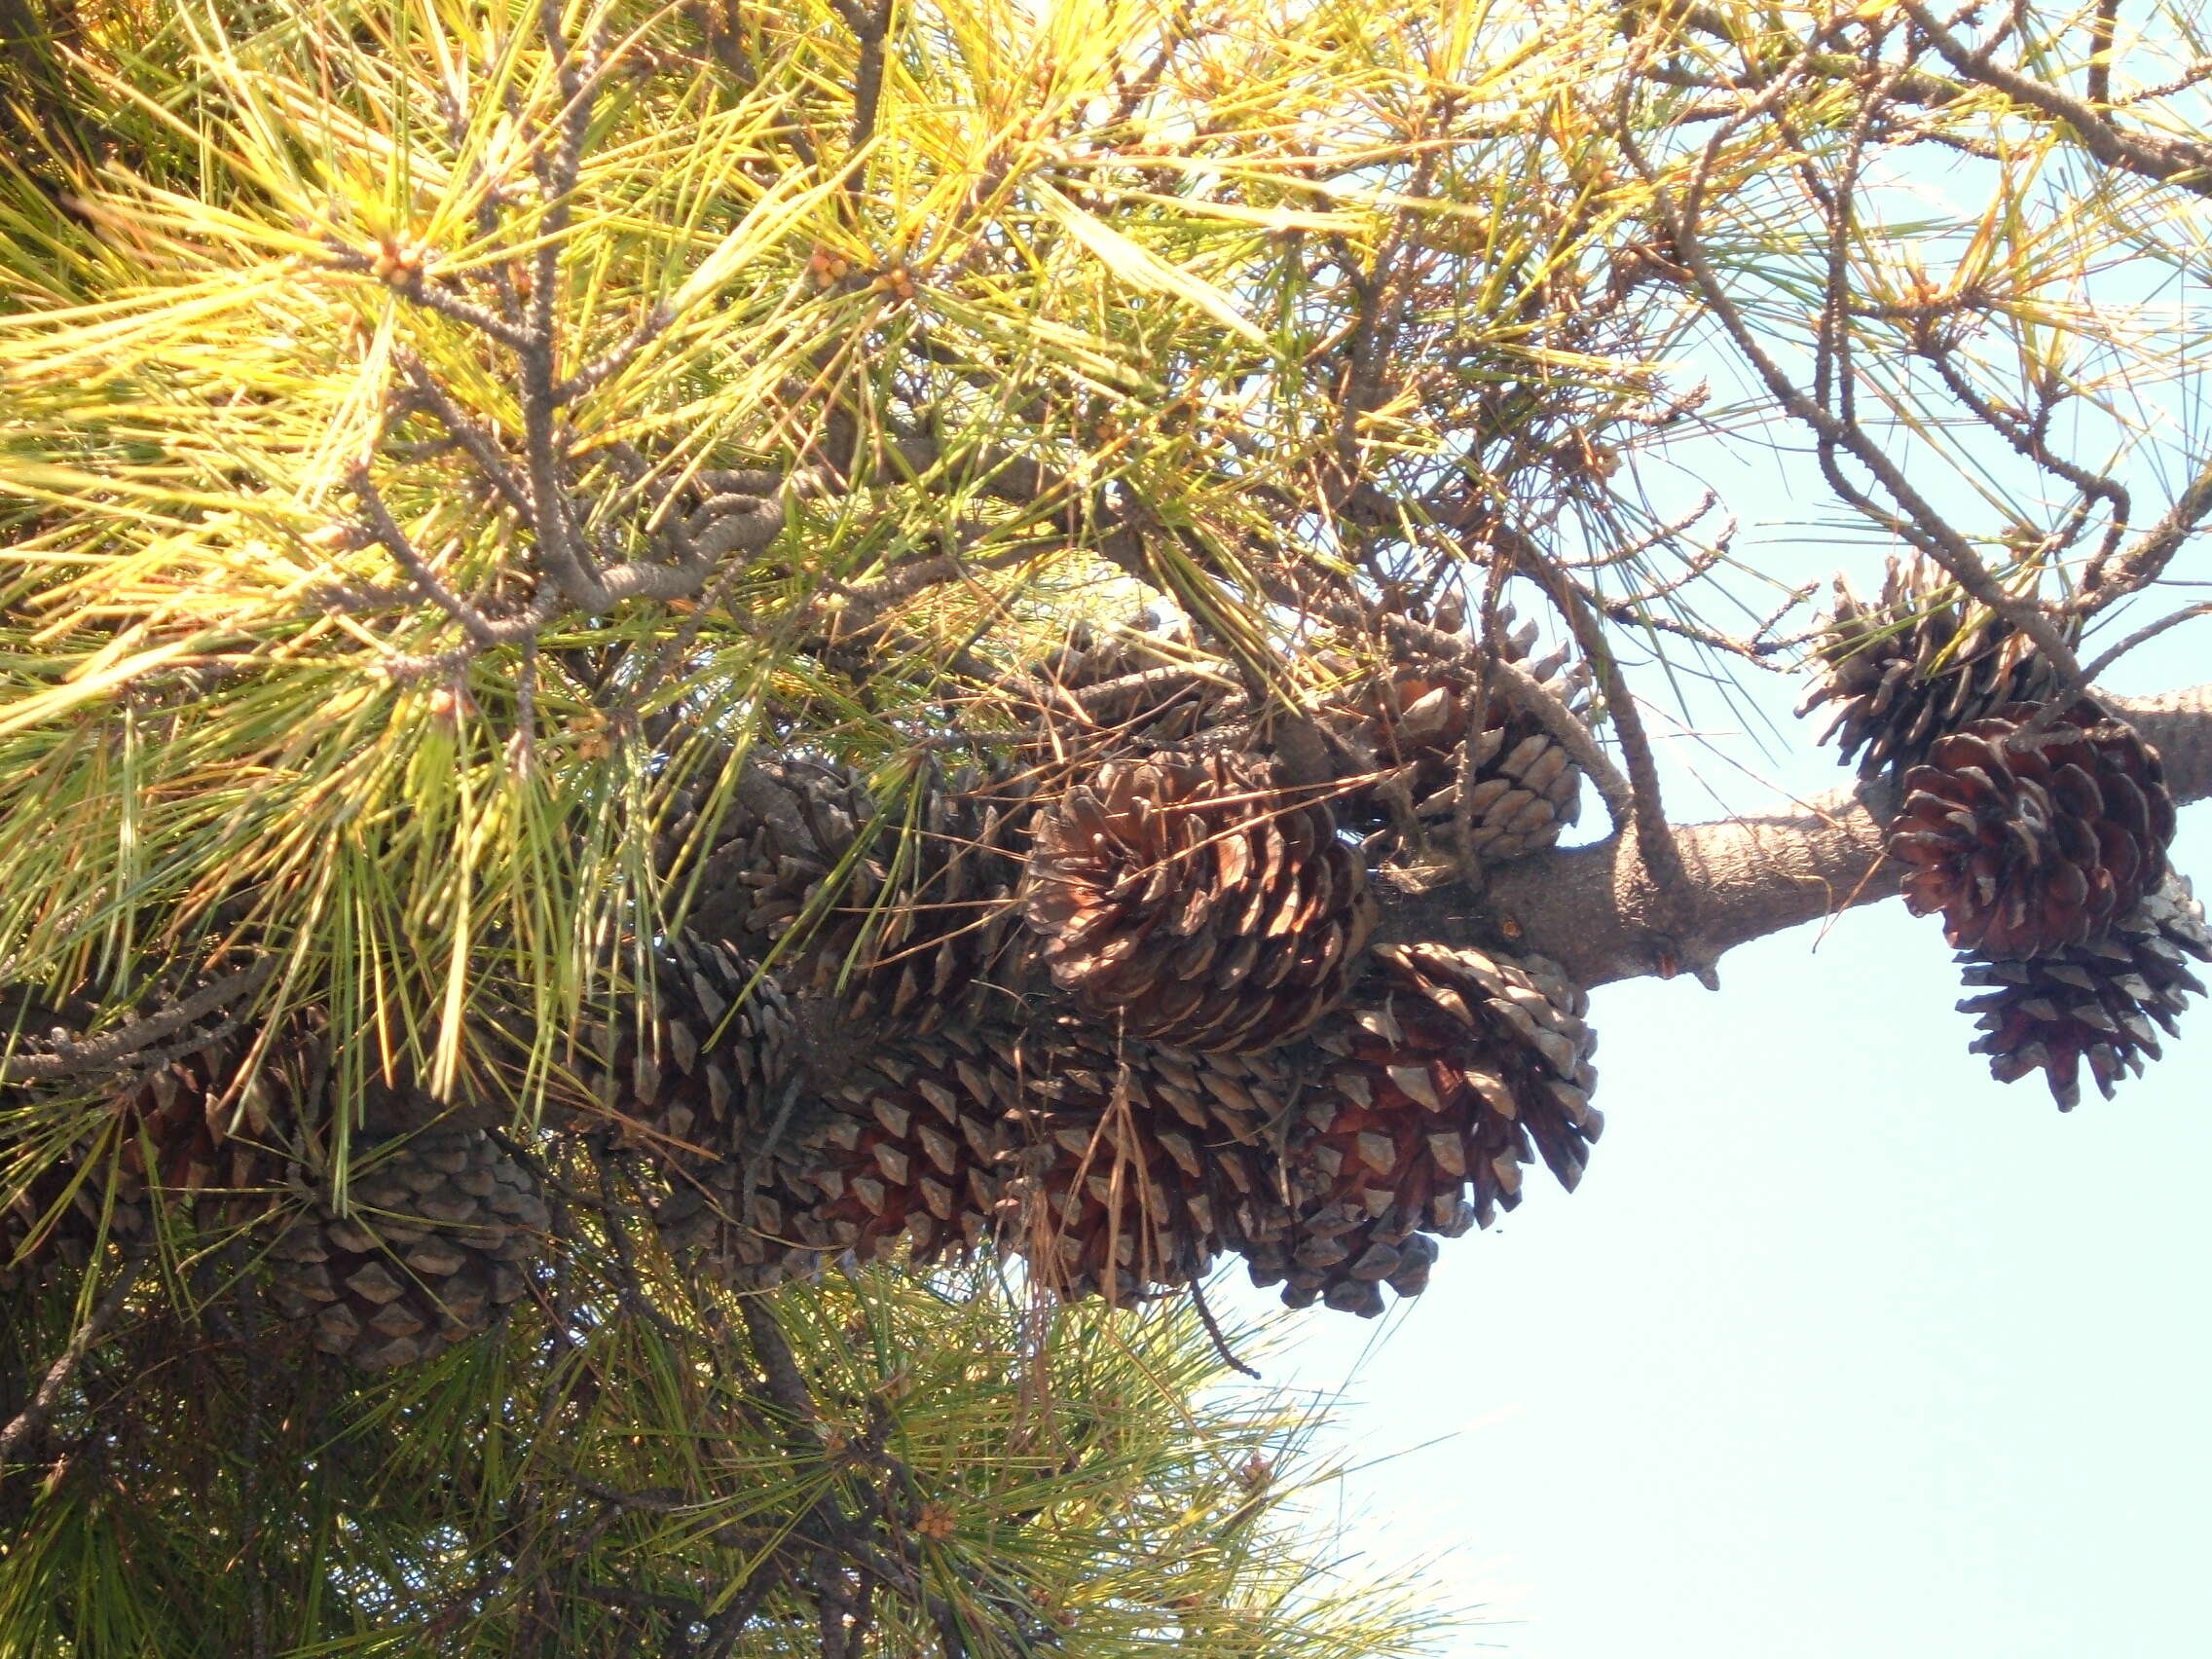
<box><xmin>1392</xmin><ymin>686</ymin><xmax>2212</xmax><ymax>988</ymax></box>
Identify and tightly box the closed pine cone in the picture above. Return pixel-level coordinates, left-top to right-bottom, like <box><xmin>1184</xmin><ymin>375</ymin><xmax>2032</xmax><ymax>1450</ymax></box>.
<box><xmin>266</xmin><ymin>1117</ymin><xmax>549</xmax><ymax>1371</ymax></box>
<box><xmin>1799</xmin><ymin>558</ymin><xmax>2078</xmax><ymax>777</ymax></box>
<box><xmin>1243</xmin><ymin>942</ymin><xmax>1601</xmax><ymax>1319</ymax></box>
<box><xmin>575</xmin><ymin>934</ymin><xmax>808</xmax><ymax>1289</ymax></box>
<box><xmin>1023</xmin><ymin>754</ymin><xmax>1373</xmax><ymax>1052</ymax></box>
<box><xmin>714</xmin><ymin>758</ymin><xmax>1035</xmax><ymax>1033</ymax></box>
<box><xmin>651</xmin><ymin>1136</ymin><xmax>831</xmax><ymax>1292</ymax></box>
<box><xmin>1327</xmin><ymin>608</ymin><xmax>1590</xmax><ymax>866</ymax></box>
<box><xmin>1890</xmin><ymin>700</ymin><xmax>2176</xmax><ymax>957</ymax></box>
<box><xmin>793</xmin><ymin>1022</ymin><xmax>1020</xmax><ymax>1268</ymax></box>
<box><xmin>1011</xmin><ymin>615</ymin><xmax>1234</xmax><ymax>757</ymax></box>
<box><xmin>1957</xmin><ymin>876</ymin><xmax>2211</xmax><ymax>1109</ymax></box>
<box><xmin>579</xmin><ymin>931</ymin><xmax>793</xmax><ymax>1163</ymax></box>
<box><xmin>995</xmin><ymin>1027</ymin><xmax>1289</xmax><ymax>1306</ymax></box>
<box><xmin>656</xmin><ymin>1023</ymin><xmax>1018</xmax><ymax>1289</ymax></box>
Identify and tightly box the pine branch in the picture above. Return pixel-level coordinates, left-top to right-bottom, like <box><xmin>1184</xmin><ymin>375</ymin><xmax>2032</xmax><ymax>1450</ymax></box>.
<box><xmin>1898</xmin><ymin>0</ymin><xmax>2212</xmax><ymax>199</ymax></box>
<box><xmin>0</xmin><ymin>960</ymin><xmax>273</xmax><ymax>1083</ymax></box>
<box><xmin>1412</xmin><ymin>685</ymin><xmax>2212</xmax><ymax>988</ymax></box>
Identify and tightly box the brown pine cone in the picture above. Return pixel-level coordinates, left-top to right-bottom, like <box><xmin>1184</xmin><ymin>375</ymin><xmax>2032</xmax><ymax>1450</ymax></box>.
<box><xmin>695</xmin><ymin>757</ymin><xmax>1036</xmax><ymax>1033</ymax></box>
<box><xmin>1022</xmin><ymin>754</ymin><xmax>1373</xmax><ymax>1052</ymax></box>
<box><xmin>1890</xmin><ymin>700</ymin><xmax>2176</xmax><ymax>957</ymax></box>
<box><xmin>653</xmin><ymin>746</ymin><xmax>866</xmax><ymax>947</ymax></box>
<box><xmin>1958</xmin><ymin>877</ymin><xmax>2210</xmax><ymax>1109</ymax></box>
<box><xmin>1799</xmin><ymin>558</ymin><xmax>2078</xmax><ymax>777</ymax></box>
<box><xmin>655</xmin><ymin>1022</ymin><xmax>1018</xmax><ymax>1289</ymax></box>
<box><xmin>577</xmin><ymin>931</ymin><xmax>793</xmax><ymax>1162</ymax></box>
<box><xmin>572</xmin><ymin>933</ymin><xmax>806</xmax><ymax>1289</ymax></box>
<box><xmin>1008</xmin><ymin>615</ymin><xmax>1235</xmax><ymax>756</ymax></box>
<box><xmin>266</xmin><ymin>1118</ymin><xmax>549</xmax><ymax>1371</ymax></box>
<box><xmin>793</xmin><ymin>1022</ymin><xmax>1019</xmax><ymax>1268</ymax></box>
<box><xmin>650</xmin><ymin>1138</ymin><xmax>830</xmax><ymax>1293</ymax></box>
<box><xmin>1326</xmin><ymin>608</ymin><xmax>1591</xmax><ymax>866</ymax></box>
<box><xmin>1242</xmin><ymin>942</ymin><xmax>1600</xmax><ymax>1318</ymax></box>
<box><xmin>995</xmin><ymin>1027</ymin><xmax>1291</xmax><ymax>1306</ymax></box>
<box><xmin>3</xmin><ymin>1002</ymin><xmax>312</xmax><ymax>1284</ymax></box>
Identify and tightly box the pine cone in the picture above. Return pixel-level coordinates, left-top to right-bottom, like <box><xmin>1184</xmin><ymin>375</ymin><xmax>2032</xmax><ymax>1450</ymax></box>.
<box><xmin>651</xmin><ymin>1138</ymin><xmax>830</xmax><ymax>1292</ymax></box>
<box><xmin>655</xmin><ymin>1023</ymin><xmax>1019</xmax><ymax>1289</ymax></box>
<box><xmin>579</xmin><ymin>932</ymin><xmax>793</xmax><ymax>1162</ymax></box>
<box><xmin>1958</xmin><ymin>877</ymin><xmax>2210</xmax><ymax>1109</ymax></box>
<box><xmin>266</xmin><ymin>1119</ymin><xmax>549</xmax><ymax>1371</ymax></box>
<box><xmin>1890</xmin><ymin>700</ymin><xmax>2176</xmax><ymax>957</ymax></box>
<box><xmin>793</xmin><ymin>1022</ymin><xmax>1019</xmax><ymax>1268</ymax></box>
<box><xmin>995</xmin><ymin>1026</ymin><xmax>1291</xmax><ymax>1306</ymax></box>
<box><xmin>697</xmin><ymin>757</ymin><xmax>1035</xmax><ymax>1033</ymax></box>
<box><xmin>1327</xmin><ymin>609</ymin><xmax>1591</xmax><ymax>866</ymax></box>
<box><xmin>1023</xmin><ymin>755</ymin><xmax>1373</xmax><ymax>1052</ymax></box>
<box><xmin>1799</xmin><ymin>558</ymin><xmax>2078</xmax><ymax>776</ymax></box>
<box><xmin>1011</xmin><ymin>615</ymin><xmax>1235</xmax><ymax>756</ymax></box>
<box><xmin>652</xmin><ymin>743</ymin><xmax>840</xmax><ymax>947</ymax></box>
<box><xmin>1242</xmin><ymin>942</ymin><xmax>1600</xmax><ymax>1318</ymax></box>
<box><xmin>3</xmin><ymin>1007</ymin><xmax>311</xmax><ymax>1284</ymax></box>
<box><xmin>569</xmin><ymin>933</ymin><xmax>809</xmax><ymax>1289</ymax></box>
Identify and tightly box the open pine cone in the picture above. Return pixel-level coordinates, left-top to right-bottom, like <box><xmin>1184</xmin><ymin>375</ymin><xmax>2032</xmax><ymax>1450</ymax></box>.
<box><xmin>266</xmin><ymin>1118</ymin><xmax>549</xmax><ymax>1371</ymax></box>
<box><xmin>1242</xmin><ymin>942</ymin><xmax>1600</xmax><ymax>1318</ymax></box>
<box><xmin>1023</xmin><ymin>754</ymin><xmax>1373</xmax><ymax>1052</ymax></box>
<box><xmin>1799</xmin><ymin>558</ymin><xmax>2079</xmax><ymax>776</ymax></box>
<box><xmin>1326</xmin><ymin>608</ymin><xmax>1591</xmax><ymax>867</ymax></box>
<box><xmin>1890</xmin><ymin>700</ymin><xmax>2176</xmax><ymax>957</ymax></box>
<box><xmin>1957</xmin><ymin>876</ymin><xmax>2210</xmax><ymax>1109</ymax></box>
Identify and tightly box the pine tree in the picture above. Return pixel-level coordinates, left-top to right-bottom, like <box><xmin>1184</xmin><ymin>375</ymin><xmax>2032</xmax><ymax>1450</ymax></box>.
<box><xmin>3</xmin><ymin>2</ymin><xmax>2211</xmax><ymax>1651</ymax></box>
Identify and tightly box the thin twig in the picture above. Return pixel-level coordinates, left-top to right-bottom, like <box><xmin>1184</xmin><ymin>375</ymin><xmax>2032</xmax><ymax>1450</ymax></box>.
<box><xmin>325</xmin><ymin>246</ymin><xmax>541</xmax><ymax>350</ymax></box>
<box><xmin>1899</xmin><ymin>0</ymin><xmax>2212</xmax><ymax>199</ymax></box>
<box><xmin>1511</xmin><ymin>540</ymin><xmax>1692</xmax><ymax>927</ymax></box>
<box><xmin>2077</xmin><ymin>602</ymin><xmax>2212</xmax><ymax>686</ymax></box>
<box><xmin>347</xmin><ymin>466</ymin><xmax>501</xmax><ymax>646</ymax></box>
<box><xmin>1611</xmin><ymin>109</ymin><xmax>2088</xmax><ymax>690</ymax></box>
<box><xmin>555</xmin><ymin>300</ymin><xmax>675</xmax><ymax>404</ymax></box>
<box><xmin>1</xmin><ymin>960</ymin><xmax>275</xmax><ymax>1083</ymax></box>
<box><xmin>828</xmin><ymin>0</ymin><xmax>895</xmax><ymax>161</ymax></box>
<box><xmin>397</xmin><ymin>352</ymin><xmax>537</xmax><ymax>518</ymax></box>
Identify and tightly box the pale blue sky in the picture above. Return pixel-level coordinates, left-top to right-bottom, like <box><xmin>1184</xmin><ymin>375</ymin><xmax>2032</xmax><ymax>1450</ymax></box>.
<box><xmin>1216</xmin><ymin>465</ymin><xmax>2212</xmax><ymax>1657</ymax></box>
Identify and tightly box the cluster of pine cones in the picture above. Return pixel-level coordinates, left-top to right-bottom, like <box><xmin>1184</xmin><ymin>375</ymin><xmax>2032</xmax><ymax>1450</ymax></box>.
<box><xmin>3</xmin><ymin>603</ymin><xmax>1607</xmax><ymax>1366</ymax></box>
<box><xmin>1800</xmin><ymin>559</ymin><xmax>2209</xmax><ymax>1108</ymax></box>
<box><xmin>21</xmin><ymin>564</ymin><xmax>2189</xmax><ymax>1375</ymax></box>
<box><xmin>611</xmin><ymin>603</ymin><xmax>1604</xmax><ymax>1320</ymax></box>
<box><xmin>0</xmin><ymin>1013</ymin><xmax>549</xmax><ymax>1371</ymax></box>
